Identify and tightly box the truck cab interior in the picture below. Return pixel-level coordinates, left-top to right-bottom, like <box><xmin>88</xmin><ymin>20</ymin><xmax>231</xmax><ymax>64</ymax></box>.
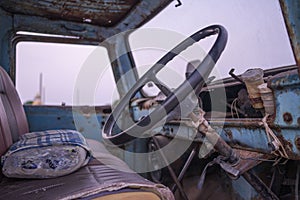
<box><xmin>0</xmin><ymin>0</ymin><xmax>300</xmax><ymax>199</ymax></box>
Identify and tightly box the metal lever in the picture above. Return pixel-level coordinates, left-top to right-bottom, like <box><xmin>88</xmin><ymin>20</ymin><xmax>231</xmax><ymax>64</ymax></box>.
<box><xmin>198</xmin><ymin>155</ymin><xmax>240</xmax><ymax>190</ymax></box>
<box><xmin>229</xmin><ymin>68</ymin><xmax>244</xmax><ymax>84</ymax></box>
<box><xmin>175</xmin><ymin>0</ymin><xmax>182</xmax><ymax>7</ymax></box>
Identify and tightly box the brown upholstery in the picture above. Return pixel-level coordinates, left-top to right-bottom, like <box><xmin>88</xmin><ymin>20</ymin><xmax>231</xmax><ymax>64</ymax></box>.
<box><xmin>0</xmin><ymin>67</ymin><xmax>175</xmax><ymax>200</ymax></box>
<box><xmin>94</xmin><ymin>192</ymin><xmax>161</xmax><ymax>200</ymax></box>
<box><xmin>0</xmin><ymin>159</ymin><xmax>173</xmax><ymax>200</ymax></box>
<box><xmin>0</xmin><ymin>67</ymin><xmax>28</xmax><ymax>156</ymax></box>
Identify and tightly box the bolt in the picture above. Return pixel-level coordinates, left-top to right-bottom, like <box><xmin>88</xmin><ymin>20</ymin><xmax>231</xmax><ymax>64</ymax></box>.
<box><xmin>295</xmin><ymin>137</ymin><xmax>300</xmax><ymax>150</ymax></box>
<box><xmin>283</xmin><ymin>112</ymin><xmax>293</xmax><ymax>124</ymax></box>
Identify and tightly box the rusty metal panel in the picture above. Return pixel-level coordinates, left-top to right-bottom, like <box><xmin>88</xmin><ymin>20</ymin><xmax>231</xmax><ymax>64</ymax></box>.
<box><xmin>216</xmin><ymin>126</ymin><xmax>270</xmax><ymax>152</ymax></box>
<box><xmin>233</xmin><ymin>150</ymin><xmax>273</xmax><ymax>175</ymax></box>
<box><xmin>270</xmin><ymin>69</ymin><xmax>300</xmax><ymax>129</ymax></box>
<box><xmin>24</xmin><ymin>105</ymin><xmax>110</xmax><ymax>141</ymax></box>
<box><xmin>214</xmin><ymin>126</ymin><xmax>300</xmax><ymax>160</ymax></box>
<box><xmin>0</xmin><ymin>0</ymin><xmax>139</xmax><ymax>27</ymax></box>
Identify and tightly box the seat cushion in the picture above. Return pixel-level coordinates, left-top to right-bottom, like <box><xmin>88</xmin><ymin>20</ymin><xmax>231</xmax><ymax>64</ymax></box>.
<box><xmin>0</xmin><ymin>158</ymin><xmax>174</xmax><ymax>200</ymax></box>
<box><xmin>0</xmin><ymin>139</ymin><xmax>174</xmax><ymax>199</ymax></box>
<box><xmin>1</xmin><ymin>130</ymin><xmax>92</xmax><ymax>179</ymax></box>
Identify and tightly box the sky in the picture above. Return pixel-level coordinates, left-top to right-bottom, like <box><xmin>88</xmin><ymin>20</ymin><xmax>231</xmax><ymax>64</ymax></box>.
<box><xmin>16</xmin><ymin>0</ymin><xmax>295</xmax><ymax>106</ymax></box>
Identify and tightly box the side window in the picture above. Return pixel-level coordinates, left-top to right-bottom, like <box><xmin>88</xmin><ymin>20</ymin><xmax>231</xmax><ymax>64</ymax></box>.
<box><xmin>16</xmin><ymin>42</ymin><xmax>119</xmax><ymax>106</ymax></box>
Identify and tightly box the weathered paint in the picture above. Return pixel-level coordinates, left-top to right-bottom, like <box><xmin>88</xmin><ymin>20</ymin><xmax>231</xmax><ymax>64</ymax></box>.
<box><xmin>155</xmin><ymin>117</ymin><xmax>300</xmax><ymax>160</ymax></box>
<box><xmin>233</xmin><ymin>150</ymin><xmax>272</xmax><ymax>175</ymax></box>
<box><xmin>216</xmin><ymin>126</ymin><xmax>270</xmax><ymax>153</ymax></box>
<box><xmin>9</xmin><ymin>0</ymin><xmax>172</xmax><ymax>42</ymax></box>
<box><xmin>13</xmin><ymin>14</ymin><xmax>106</xmax><ymax>42</ymax></box>
<box><xmin>0</xmin><ymin>0</ymin><xmax>139</xmax><ymax>26</ymax></box>
<box><xmin>270</xmin><ymin>69</ymin><xmax>300</xmax><ymax>128</ymax></box>
<box><xmin>219</xmin><ymin>127</ymin><xmax>300</xmax><ymax>160</ymax></box>
<box><xmin>24</xmin><ymin>105</ymin><xmax>109</xmax><ymax>141</ymax></box>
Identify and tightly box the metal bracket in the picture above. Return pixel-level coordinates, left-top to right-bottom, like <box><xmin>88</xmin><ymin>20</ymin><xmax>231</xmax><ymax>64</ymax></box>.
<box><xmin>175</xmin><ymin>0</ymin><xmax>182</xmax><ymax>7</ymax></box>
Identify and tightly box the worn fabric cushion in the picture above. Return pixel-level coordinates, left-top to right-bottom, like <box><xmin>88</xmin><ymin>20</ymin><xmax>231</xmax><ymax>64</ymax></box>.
<box><xmin>1</xmin><ymin>129</ymin><xmax>92</xmax><ymax>179</ymax></box>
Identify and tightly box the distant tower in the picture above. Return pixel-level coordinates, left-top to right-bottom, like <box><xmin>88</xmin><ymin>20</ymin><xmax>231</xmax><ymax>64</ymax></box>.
<box><xmin>32</xmin><ymin>73</ymin><xmax>43</xmax><ymax>105</ymax></box>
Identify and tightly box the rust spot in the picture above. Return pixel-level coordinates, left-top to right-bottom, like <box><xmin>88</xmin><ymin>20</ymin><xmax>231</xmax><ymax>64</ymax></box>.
<box><xmin>78</xmin><ymin>128</ymin><xmax>84</xmax><ymax>133</ymax></box>
<box><xmin>295</xmin><ymin>137</ymin><xmax>300</xmax><ymax>150</ymax></box>
<box><xmin>275</xmin><ymin>134</ymin><xmax>300</xmax><ymax>160</ymax></box>
<box><xmin>281</xmin><ymin>136</ymin><xmax>293</xmax><ymax>150</ymax></box>
<box><xmin>83</xmin><ymin>114</ymin><xmax>91</xmax><ymax>119</ymax></box>
<box><xmin>276</xmin><ymin>134</ymin><xmax>299</xmax><ymax>159</ymax></box>
<box><xmin>283</xmin><ymin>112</ymin><xmax>293</xmax><ymax>124</ymax></box>
<box><xmin>224</xmin><ymin>129</ymin><xmax>233</xmax><ymax>140</ymax></box>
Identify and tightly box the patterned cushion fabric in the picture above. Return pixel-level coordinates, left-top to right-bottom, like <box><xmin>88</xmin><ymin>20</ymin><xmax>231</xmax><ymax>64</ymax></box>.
<box><xmin>1</xmin><ymin>129</ymin><xmax>92</xmax><ymax>179</ymax></box>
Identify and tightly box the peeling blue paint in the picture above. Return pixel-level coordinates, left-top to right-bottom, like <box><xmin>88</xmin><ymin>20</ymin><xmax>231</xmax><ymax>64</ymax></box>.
<box><xmin>24</xmin><ymin>105</ymin><xmax>108</xmax><ymax>142</ymax></box>
<box><xmin>270</xmin><ymin>70</ymin><xmax>300</xmax><ymax>128</ymax></box>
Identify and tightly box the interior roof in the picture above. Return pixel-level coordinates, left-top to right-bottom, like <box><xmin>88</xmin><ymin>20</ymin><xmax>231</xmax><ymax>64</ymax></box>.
<box><xmin>0</xmin><ymin>0</ymin><xmax>140</xmax><ymax>27</ymax></box>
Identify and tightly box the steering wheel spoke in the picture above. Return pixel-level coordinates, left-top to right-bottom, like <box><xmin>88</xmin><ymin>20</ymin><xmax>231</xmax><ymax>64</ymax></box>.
<box><xmin>151</xmin><ymin>76</ymin><xmax>172</xmax><ymax>96</ymax></box>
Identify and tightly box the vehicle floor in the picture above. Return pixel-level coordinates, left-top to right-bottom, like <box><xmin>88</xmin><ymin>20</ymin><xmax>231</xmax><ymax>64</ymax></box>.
<box><xmin>174</xmin><ymin>173</ymin><xmax>233</xmax><ymax>200</ymax></box>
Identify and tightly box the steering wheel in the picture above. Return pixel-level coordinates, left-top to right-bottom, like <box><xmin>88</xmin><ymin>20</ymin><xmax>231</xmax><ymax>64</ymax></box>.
<box><xmin>102</xmin><ymin>25</ymin><xmax>228</xmax><ymax>145</ymax></box>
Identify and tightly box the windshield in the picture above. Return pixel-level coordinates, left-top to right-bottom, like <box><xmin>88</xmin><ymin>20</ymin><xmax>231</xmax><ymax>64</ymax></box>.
<box><xmin>129</xmin><ymin>0</ymin><xmax>295</xmax><ymax>96</ymax></box>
